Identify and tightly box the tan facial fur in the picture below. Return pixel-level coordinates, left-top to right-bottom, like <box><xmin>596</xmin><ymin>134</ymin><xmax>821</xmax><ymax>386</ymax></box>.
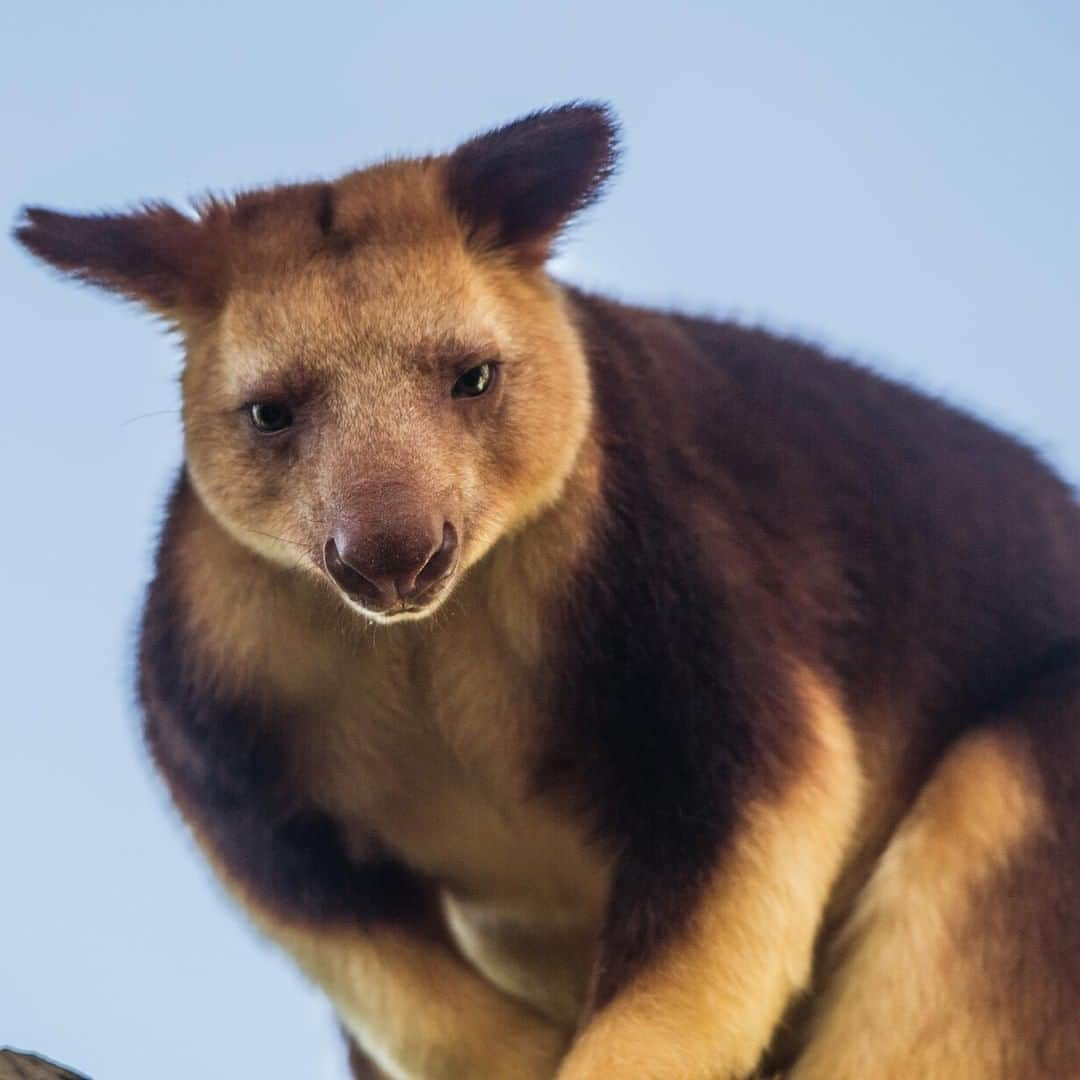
<box><xmin>177</xmin><ymin>161</ymin><xmax>592</xmax><ymax>625</ymax></box>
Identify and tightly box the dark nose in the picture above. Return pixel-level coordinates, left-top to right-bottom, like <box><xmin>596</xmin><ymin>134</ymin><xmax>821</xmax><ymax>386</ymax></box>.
<box><xmin>324</xmin><ymin>520</ymin><xmax>459</xmax><ymax>611</ymax></box>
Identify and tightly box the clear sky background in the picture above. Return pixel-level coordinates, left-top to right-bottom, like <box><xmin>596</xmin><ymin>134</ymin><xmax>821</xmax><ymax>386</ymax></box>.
<box><xmin>2</xmin><ymin>3</ymin><xmax>1077</xmax><ymax>1078</ymax></box>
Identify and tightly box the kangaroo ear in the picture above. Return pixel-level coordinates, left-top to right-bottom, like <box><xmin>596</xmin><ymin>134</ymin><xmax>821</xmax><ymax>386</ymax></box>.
<box><xmin>14</xmin><ymin>202</ymin><xmax>223</xmax><ymax>318</ymax></box>
<box><xmin>445</xmin><ymin>102</ymin><xmax>619</xmax><ymax>264</ymax></box>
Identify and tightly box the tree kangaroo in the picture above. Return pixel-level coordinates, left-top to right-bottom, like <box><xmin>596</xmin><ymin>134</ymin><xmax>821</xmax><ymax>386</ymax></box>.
<box><xmin>16</xmin><ymin>103</ymin><xmax>1080</xmax><ymax>1078</ymax></box>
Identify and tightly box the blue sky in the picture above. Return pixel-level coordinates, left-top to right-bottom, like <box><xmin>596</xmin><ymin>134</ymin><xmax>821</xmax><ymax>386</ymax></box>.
<box><xmin>2</xmin><ymin>3</ymin><xmax>1077</xmax><ymax>1078</ymax></box>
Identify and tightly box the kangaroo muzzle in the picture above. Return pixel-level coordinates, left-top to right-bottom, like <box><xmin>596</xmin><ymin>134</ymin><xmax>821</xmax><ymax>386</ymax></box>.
<box><xmin>323</xmin><ymin>513</ymin><xmax>459</xmax><ymax>616</ymax></box>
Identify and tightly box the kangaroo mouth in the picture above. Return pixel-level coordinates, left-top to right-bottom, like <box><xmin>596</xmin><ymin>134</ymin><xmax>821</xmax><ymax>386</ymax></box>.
<box><xmin>338</xmin><ymin>569</ymin><xmax>458</xmax><ymax>624</ymax></box>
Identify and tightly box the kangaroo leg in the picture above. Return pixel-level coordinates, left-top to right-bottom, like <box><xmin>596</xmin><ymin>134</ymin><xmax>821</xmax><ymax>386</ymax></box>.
<box><xmin>200</xmin><ymin>839</ymin><xmax>571</xmax><ymax>1080</ymax></box>
<box><xmin>794</xmin><ymin>673</ymin><xmax>1080</xmax><ymax>1079</ymax></box>
<box><xmin>557</xmin><ymin>670</ymin><xmax>862</xmax><ymax>1079</ymax></box>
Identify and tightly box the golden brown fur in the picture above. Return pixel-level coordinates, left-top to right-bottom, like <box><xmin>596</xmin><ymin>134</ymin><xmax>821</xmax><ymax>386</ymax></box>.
<box><xmin>793</xmin><ymin>728</ymin><xmax>1050</xmax><ymax>1079</ymax></box>
<box><xmin>559</xmin><ymin>671</ymin><xmax>862</xmax><ymax>1080</ymax></box>
<box><xmin>16</xmin><ymin>103</ymin><xmax>1080</xmax><ymax>1078</ymax></box>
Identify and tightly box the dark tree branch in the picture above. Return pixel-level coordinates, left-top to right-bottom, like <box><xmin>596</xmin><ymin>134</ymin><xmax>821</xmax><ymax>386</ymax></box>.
<box><xmin>0</xmin><ymin>1049</ymin><xmax>91</xmax><ymax>1080</ymax></box>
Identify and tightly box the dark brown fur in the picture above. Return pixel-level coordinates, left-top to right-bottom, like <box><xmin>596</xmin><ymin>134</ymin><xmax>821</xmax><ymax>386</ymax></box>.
<box><xmin>550</xmin><ymin>292</ymin><xmax>1080</xmax><ymax>1037</ymax></box>
<box><xmin>138</xmin><ymin>478</ymin><xmax>428</xmax><ymax>927</ymax></box>
<box><xmin>15</xmin><ymin>102</ymin><xmax>1080</xmax><ymax>1078</ymax></box>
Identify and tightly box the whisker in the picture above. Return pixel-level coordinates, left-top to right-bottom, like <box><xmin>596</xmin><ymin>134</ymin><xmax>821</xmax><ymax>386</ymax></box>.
<box><xmin>119</xmin><ymin>409</ymin><xmax>181</xmax><ymax>428</ymax></box>
<box><xmin>246</xmin><ymin>526</ymin><xmax>310</xmax><ymax>553</ymax></box>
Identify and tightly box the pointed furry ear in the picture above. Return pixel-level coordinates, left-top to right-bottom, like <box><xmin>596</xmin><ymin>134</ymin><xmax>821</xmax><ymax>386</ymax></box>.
<box><xmin>13</xmin><ymin>203</ymin><xmax>223</xmax><ymax>318</ymax></box>
<box><xmin>445</xmin><ymin>102</ymin><xmax>619</xmax><ymax>264</ymax></box>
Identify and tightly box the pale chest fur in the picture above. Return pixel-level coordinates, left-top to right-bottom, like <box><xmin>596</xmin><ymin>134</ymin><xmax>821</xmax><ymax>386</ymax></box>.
<box><xmin>284</xmin><ymin>573</ymin><xmax>611</xmax><ymax>1023</ymax></box>
<box><xmin>178</xmin><ymin>459</ymin><xmax>609</xmax><ymax>1022</ymax></box>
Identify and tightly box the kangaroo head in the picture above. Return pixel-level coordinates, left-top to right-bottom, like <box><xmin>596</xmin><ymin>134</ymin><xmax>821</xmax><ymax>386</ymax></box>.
<box><xmin>17</xmin><ymin>104</ymin><xmax>618</xmax><ymax>622</ymax></box>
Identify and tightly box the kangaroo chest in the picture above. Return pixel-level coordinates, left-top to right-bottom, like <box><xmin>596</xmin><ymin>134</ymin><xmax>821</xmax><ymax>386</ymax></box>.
<box><xmin>287</xmin><ymin>606</ymin><xmax>610</xmax><ymax>1022</ymax></box>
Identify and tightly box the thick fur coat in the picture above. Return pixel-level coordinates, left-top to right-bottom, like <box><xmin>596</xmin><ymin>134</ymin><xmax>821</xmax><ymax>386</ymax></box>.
<box><xmin>17</xmin><ymin>104</ymin><xmax>1080</xmax><ymax>1078</ymax></box>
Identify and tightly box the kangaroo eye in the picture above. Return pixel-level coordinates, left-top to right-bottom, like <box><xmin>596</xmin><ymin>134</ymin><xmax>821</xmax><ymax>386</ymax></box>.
<box><xmin>452</xmin><ymin>362</ymin><xmax>495</xmax><ymax>399</ymax></box>
<box><xmin>248</xmin><ymin>401</ymin><xmax>293</xmax><ymax>433</ymax></box>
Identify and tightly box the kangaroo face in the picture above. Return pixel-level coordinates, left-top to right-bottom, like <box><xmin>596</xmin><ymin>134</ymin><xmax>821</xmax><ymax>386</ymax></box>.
<box><xmin>182</xmin><ymin>175</ymin><xmax>593</xmax><ymax>622</ymax></box>
<box><xmin>17</xmin><ymin>105</ymin><xmax>617</xmax><ymax>622</ymax></box>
